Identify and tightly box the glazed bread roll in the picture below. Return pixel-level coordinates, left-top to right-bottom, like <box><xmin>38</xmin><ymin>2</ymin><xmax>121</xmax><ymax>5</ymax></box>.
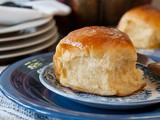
<box><xmin>118</xmin><ymin>5</ymin><xmax>160</xmax><ymax>49</ymax></box>
<box><xmin>53</xmin><ymin>26</ymin><xmax>146</xmax><ymax>96</ymax></box>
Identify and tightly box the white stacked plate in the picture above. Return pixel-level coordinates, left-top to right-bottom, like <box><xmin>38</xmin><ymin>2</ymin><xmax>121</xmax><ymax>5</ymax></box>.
<box><xmin>0</xmin><ymin>17</ymin><xmax>59</xmax><ymax>61</ymax></box>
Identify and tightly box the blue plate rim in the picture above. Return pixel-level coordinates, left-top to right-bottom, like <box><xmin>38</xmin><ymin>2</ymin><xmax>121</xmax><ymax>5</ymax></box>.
<box><xmin>0</xmin><ymin>52</ymin><xmax>160</xmax><ymax>120</ymax></box>
<box><xmin>0</xmin><ymin>53</ymin><xmax>126</xmax><ymax>119</ymax></box>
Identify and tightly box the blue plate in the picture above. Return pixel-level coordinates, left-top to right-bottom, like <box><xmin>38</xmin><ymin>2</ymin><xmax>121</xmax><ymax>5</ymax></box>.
<box><xmin>0</xmin><ymin>53</ymin><xmax>160</xmax><ymax>120</ymax></box>
<box><xmin>39</xmin><ymin>63</ymin><xmax>160</xmax><ymax>110</ymax></box>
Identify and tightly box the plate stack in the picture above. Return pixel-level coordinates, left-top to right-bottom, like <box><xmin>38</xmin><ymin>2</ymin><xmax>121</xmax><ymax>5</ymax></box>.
<box><xmin>0</xmin><ymin>17</ymin><xmax>59</xmax><ymax>64</ymax></box>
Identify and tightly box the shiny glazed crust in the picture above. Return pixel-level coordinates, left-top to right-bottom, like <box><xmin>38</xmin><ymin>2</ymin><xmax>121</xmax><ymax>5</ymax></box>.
<box><xmin>53</xmin><ymin>26</ymin><xmax>146</xmax><ymax>96</ymax></box>
<box><xmin>55</xmin><ymin>26</ymin><xmax>135</xmax><ymax>57</ymax></box>
<box><xmin>54</xmin><ymin>26</ymin><xmax>136</xmax><ymax>78</ymax></box>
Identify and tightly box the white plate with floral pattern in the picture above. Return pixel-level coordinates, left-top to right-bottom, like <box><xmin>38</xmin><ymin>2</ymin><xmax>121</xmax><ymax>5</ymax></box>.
<box><xmin>39</xmin><ymin>63</ymin><xmax>160</xmax><ymax>110</ymax></box>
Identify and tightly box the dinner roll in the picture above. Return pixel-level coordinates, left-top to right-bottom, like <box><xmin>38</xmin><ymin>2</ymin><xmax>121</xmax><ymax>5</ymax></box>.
<box><xmin>118</xmin><ymin>5</ymin><xmax>160</xmax><ymax>49</ymax></box>
<box><xmin>53</xmin><ymin>26</ymin><xmax>146</xmax><ymax>96</ymax></box>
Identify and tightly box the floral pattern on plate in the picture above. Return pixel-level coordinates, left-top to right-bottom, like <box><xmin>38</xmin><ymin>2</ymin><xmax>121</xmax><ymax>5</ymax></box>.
<box><xmin>39</xmin><ymin>63</ymin><xmax>160</xmax><ymax>109</ymax></box>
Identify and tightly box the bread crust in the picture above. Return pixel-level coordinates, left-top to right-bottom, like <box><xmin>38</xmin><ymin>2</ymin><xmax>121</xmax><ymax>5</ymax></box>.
<box><xmin>53</xmin><ymin>26</ymin><xmax>146</xmax><ymax>96</ymax></box>
<box><xmin>118</xmin><ymin>5</ymin><xmax>160</xmax><ymax>28</ymax></box>
<box><xmin>54</xmin><ymin>26</ymin><xmax>136</xmax><ymax>79</ymax></box>
<box><xmin>118</xmin><ymin>5</ymin><xmax>160</xmax><ymax>48</ymax></box>
<box><xmin>55</xmin><ymin>26</ymin><xmax>135</xmax><ymax>57</ymax></box>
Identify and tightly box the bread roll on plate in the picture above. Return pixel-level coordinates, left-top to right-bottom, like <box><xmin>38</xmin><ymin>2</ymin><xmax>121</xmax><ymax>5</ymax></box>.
<box><xmin>118</xmin><ymin>5</ymin><xmax>160</xmax><ymax>49</ymax></box>
<box><xmin>53</xmin><ymin>26</ymin><xmax>146</xmax><ymax>96</ymax></box>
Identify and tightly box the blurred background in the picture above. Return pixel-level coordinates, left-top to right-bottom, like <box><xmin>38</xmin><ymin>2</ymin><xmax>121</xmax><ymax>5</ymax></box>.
<box><xmin>0</xmin><ymin>0</ymin><xmax>159</xmax><ymax>65</ymax></box>
<box><xmin>53</xmin><ymin>0</ymin><xmax>159</xmax><ymax>34</ymax></box>
<box><xmin>1</xmin><ymin>0</ymin><xmax>159</xmax><ymax>34</ymax></box>
<box><xmin>56</xmin><ymin>0</ymin><xmax>152</xmax><ymax>34</ymax></box>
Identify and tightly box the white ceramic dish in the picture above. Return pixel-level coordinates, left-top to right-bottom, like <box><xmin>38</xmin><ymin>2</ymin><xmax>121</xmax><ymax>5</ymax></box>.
<box><xmin>0</xmin><ymin>35</ymin><xmax>58</xmax><ymax>59</ymax></box>
<box><xmin>0</xmin><ymin>20</ymin><xmax>56</xmax><ymax>42</ymax></box>
<box><xmin>0</xmin><ymin>17</ymin><xmax>52</xmax><ymax>34</ymax></box>
<box><xmin>0</xmin><ymin>27</ymin><xmax>57</xmax><ymax>51</ymax></box>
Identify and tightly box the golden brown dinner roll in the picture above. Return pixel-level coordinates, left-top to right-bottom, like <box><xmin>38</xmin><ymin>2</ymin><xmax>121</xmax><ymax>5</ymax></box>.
<box><xmin>118</xmin><ymin>5</ymin><xmax>160</xmax><ymax>49</ymax></box>
<box><xmin>53</xmin><ymin>26</ymin><xmax>146</xmax><ymax>96</ymax></box>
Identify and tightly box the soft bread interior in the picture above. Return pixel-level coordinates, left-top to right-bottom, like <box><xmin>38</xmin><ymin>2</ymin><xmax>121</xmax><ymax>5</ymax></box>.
<box><xmin>53</xmin><ymin>26</ymin><xmax>146</xmax><ymax>97</ymax></box>
<box><xmin>57</xmin><ymin>48</ymin><xmax>145</xmax><ymax>96</ymax></box>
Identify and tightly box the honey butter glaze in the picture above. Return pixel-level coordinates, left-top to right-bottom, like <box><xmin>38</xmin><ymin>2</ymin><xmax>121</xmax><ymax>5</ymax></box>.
<box><xmin>61</xmin><ymin>26</ymin><xmax>134</xmax><ymax>49</ymax></box>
